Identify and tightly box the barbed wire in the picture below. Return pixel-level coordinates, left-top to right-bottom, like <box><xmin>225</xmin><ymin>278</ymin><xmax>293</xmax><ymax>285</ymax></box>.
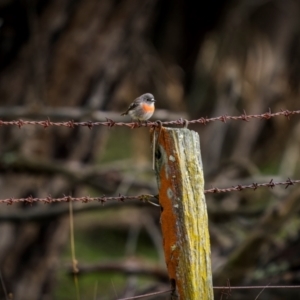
<box><xmin>204</xmin><ymin>178</ymin><xmax>300</xmax><ymax>193</ymax></box>
<box><xmin>0</xmin><ymin>178</ymin><xmax>298</xmax><ymax>205</ymax></box>
<box><xmin>0</xmin><ymin>194</ymin><xmax>151</xmax><ymax>205</ymax></box>
<box><xmin>0</xmin><ymin>109</ymin><xmax>299</xmax><ymax>129</ymax></box>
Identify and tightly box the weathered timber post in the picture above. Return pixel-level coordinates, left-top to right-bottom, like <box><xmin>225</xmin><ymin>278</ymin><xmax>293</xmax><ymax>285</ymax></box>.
<box><xmin>151</xmin><ymin>127</ymin><xmax>213</xmax><ymax>300</ymax></box>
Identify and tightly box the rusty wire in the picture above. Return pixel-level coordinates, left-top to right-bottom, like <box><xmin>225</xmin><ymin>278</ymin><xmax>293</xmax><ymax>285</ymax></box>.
<box><xmin>204</xmin><ymin>178</ymin><xmax>300</xmax><ymax>193</ymax></box>
<box><xmin>0</xmin><ymin>108</ymin><xmax>299</xmax><ymax>129</ymax></box>
<box><xmin>0</xmin><ymin>178</ymin><xmax>299</xmax><ymax>205</ymax></box>
<box><xmin>0</xmin><ymin>194</ymin><xmax>154</xmax><ymax>205</ymax></box>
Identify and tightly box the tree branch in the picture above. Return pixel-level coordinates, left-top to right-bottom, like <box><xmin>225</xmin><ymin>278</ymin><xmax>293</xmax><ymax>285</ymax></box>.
<box><xmin>0</xmin><ymin>155</ymin><xmax>156</xmax><ymax>194</ymax></box>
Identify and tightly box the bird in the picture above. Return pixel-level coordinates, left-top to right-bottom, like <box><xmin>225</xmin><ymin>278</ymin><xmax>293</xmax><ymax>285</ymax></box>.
<box><xmin>121</xmin><ymin>93</ymin><xmax>155</xmax><ymax>122</ymax></box>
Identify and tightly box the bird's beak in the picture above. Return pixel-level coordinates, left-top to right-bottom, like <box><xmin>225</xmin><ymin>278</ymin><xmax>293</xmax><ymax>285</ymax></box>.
<box><xmin>152</xmin><ymin>98</ymin><xmax>155</xmax><ymax>103</ymax></box>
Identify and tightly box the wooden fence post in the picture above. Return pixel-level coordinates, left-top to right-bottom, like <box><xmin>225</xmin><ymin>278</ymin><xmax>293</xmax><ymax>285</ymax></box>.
<box><xmin>151</xmin><ymin>127</ymin><xmax>213</xmax><ymax>299</ymax></box>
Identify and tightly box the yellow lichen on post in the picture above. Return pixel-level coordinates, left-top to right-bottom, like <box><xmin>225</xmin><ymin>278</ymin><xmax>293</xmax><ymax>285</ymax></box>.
<box><xmin>151</xmin><ymin>127</ymin><xmax>213</xmax><ymax>300</ymax></box>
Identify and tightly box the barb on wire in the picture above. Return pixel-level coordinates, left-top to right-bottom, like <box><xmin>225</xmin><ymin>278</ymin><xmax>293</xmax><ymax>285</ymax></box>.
<box><xmin>0</xmin><ymin>109</ymin><xmax>299</xmax><ymax>129</ymax></box>
<box><xmin>0</xmin><ymin>179</ymin><xmax>298</xmax><ymax>205</ymax></box>
<box><xmin>220</xmin><ymin>279</ymin><xmax>231</xmax><ymax>300</ymax></box>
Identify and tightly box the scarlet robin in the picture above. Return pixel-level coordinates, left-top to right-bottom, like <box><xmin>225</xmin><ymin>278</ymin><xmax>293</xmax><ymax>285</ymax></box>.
<box><xmin>121</xmin><ymin>93</ymin><xmax>155</xmax><ymax>122</ymax></box>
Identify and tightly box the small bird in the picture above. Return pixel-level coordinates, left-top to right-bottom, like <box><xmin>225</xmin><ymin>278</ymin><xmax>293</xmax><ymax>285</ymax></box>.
<box><xmin>121</xmin><ymin>93</ymin><xmax>155</xmax><ymax>122</ymax></box>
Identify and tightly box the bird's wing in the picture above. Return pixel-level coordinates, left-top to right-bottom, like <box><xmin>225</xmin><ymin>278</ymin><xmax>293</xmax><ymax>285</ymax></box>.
<box><xmin>121</xmin><ymin>101</ymin><xmax>139</xmax><ymax>115</ymax></box>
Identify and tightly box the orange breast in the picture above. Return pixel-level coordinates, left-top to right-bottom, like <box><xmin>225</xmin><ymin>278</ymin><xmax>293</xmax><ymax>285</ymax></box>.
<box><xmin>142</xmin><ymin>103</ymin><xmax>155</xmax><ymax>113</ymax></box>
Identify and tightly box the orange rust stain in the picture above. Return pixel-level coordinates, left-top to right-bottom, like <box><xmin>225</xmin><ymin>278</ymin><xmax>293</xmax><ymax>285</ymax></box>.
<box><xmin>158</xmin><ymin>129</ymin><xmax>183</xmax><ymax>296</ymax></box>
<box><xmin>159</xmin><ymin>166</ymin><xmax>178</xmax><ymax>277</ymax></box>
<box><xmin>142</xmin><ymin>103</ymin><xmax>155</xmax><ymax>113</ymax></box>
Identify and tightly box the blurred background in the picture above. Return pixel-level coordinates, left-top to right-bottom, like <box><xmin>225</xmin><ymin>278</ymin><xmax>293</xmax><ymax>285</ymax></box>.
<box><xmin>0</xmin><ymin>0</ymin><xmax>300</xmax><ymax>299</ymax></box>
